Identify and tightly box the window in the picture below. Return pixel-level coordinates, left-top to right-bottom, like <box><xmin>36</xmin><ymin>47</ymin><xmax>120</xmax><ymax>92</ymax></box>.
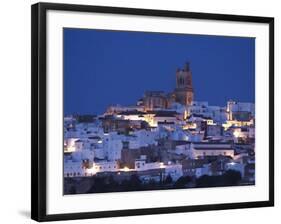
<box><xmin>178</xmin><ymin>77</ymin><xmax>184</xmax><ymax>86</ymax></box>
<box><xmin>186</xmin><ymin>77</ymin><xmax>191</xmax><ymax>86</ymax></box>
<box><xmin>181</xmin><ymin>77</ymin><xmax>184</xmax><ymax>85</ymax></box>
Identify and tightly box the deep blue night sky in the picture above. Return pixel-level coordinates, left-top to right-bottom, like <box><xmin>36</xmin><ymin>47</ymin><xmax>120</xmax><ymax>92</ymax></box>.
<box><xmin>64</xmin><ymin>28</ymin><xmax>255</xmax><ymax>115</ymax></box>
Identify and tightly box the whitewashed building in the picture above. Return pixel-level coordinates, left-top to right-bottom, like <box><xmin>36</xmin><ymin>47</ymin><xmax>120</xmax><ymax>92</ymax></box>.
<box><xmin>85</xmin><ymin>161</ymin><xmax>119</xmax><ymax>176</ymax></box>
<box><xmin>190</xmin><ymin>143</ymin><xmax>234</xmax><ymax>159</ymax></box>
<box><xmin>64</xmin><ymin>161</ymin><xmax>83</xmax><ymax>177</ymax></box>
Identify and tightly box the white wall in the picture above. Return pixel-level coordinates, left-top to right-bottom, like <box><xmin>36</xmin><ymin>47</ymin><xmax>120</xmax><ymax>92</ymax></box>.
<box><xmin>0</xmin><ymin>0</ymin><xmax>280</xmax><ymax>223</ymax></box>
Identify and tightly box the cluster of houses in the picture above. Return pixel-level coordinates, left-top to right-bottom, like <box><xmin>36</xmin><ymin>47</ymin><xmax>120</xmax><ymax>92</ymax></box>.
<box><xmin>64</xmin><ymin>63</ymin><xmax>255</xmax><ymax>186</ymax></box>
<box><xmin>64</xmin><ymin>99</ymin><xmax>255</xmax><ymax>185</ymax></box>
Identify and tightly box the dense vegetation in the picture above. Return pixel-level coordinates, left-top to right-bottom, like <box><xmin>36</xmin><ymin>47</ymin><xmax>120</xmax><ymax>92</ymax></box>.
<box><xmin>64</xmin><ymin>170</ymin><xmax>242</xmax><ymax>194</ymax></box>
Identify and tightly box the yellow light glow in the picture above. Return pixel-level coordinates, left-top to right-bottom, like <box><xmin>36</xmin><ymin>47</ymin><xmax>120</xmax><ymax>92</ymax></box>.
<box><xmin>233</xmin><ymin>130</ymin><xmax>240</xmax><ymax>138</ymax></box>
<box><xmin>65</xmin><ymin>146</ymin><xmax>76</xmax><ymax>153</ymax></box>
<box><xmin>182</xmin><ymin>123</ymin><xmax>197</xmax><ymax>130</ymax></box>
<box><xmin>143</xmin><ymin>114</ymin><xmax>157</xmax><ymax>127</ymax></box>
<box><xmin>120</xmin><ymin>166</ymin><xmax>131</xmax><ymax>172</ymax></box>
<box><xmin>222</xmin><ymin>122</ymin><xmax>232</xmax><ymax>130</ymax></box>
<box><xmin>184</xmin><ymin>110</ymin><xmax>188</xmax><ymax>120</ymax></box>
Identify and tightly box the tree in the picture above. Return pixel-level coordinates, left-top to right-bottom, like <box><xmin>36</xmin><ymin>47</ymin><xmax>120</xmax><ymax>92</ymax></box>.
<box><xmin>196</xmin><ymin>175</ymin><xmax>218</xmax><ymax>187</ymax></box>
<box><xmin>222</xmin><ymin>170</ymin><xmax>242</xmax><ymax>186</ymax></box>
<box><xmin>196</xmin><ymin>170</ymin><xmax>242</xmax><ymax>187</ymax></box>
<box><xmin>120</xmin><ymin>174</ymin><xmax>142</xmax><ymax>191</ymax></box>
<box><xmin>87</xmin><ymin>176</ymin><xmax>106</xmax><ymax>193</ymax></box>
<box><xmin>68</xmin><ymin>185</ymin><xmax>76</xmax><ymax>194</ymax></box>
<box><xmin>129</xmin><ymin>174</ymin><xmax>142</xmax><ymax>189</ymax></box>
<box><xmin>164</xmin><ymin>174</ymin><xmax>173</xmax><ymax>184</ymax></box>
<box><xmin>174</xmin><ymin>176</ymin><xmax>192</xmax><ymax>188</ymax></box>
<box><xmin>147</xmin><ymin>179</ymin><xmax>157</xmax><ymax>188</ymax></box>
<box><xmin>107</xmin><ymin>175</ymin><xmax>118</xmax><ymax>189</ymax></box>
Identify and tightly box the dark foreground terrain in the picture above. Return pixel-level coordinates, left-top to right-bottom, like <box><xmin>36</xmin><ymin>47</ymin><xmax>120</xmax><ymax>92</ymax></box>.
<box><xmin>64</xmin><ymin>170</ymin><xmax>254</xmax><ymax>195</ymax></box>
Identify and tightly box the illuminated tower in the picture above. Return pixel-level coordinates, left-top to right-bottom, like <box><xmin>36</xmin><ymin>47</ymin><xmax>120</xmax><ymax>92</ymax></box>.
<box><xmin>174</xmin><ymin>62</ymin><xmax>194</xmax><ymax>106</ymax></box>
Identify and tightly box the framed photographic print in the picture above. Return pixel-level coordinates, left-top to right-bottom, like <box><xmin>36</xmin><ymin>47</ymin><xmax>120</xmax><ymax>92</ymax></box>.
<box><xmin>31</xmin><ymin>2</ymin><xmax>274</xmax><ymax>222</ymax></box>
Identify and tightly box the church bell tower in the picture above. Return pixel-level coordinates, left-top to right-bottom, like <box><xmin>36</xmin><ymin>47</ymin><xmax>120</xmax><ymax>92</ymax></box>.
<box><xmin>174</xmin><ymin>62</ymin><xmax>194</xmax><ymax>106</ymax></box>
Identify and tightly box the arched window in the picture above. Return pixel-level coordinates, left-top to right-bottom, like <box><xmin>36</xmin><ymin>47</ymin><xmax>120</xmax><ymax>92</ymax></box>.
<box><xmin>178</xmin><ymin>77</ymin><xmax>184</xmax><ymax>86</ymax></box>
<box><xmin>186</xmin><ymin>77</ymin><xmax>191</xmax><ymax>86</ymax></box>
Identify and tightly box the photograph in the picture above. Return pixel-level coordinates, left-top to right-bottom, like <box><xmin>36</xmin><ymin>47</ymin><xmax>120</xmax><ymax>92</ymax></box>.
<box><xmin>63</xmin><ymin>28</ymin><xmax>256</xmax><ymax>195</ymax></box>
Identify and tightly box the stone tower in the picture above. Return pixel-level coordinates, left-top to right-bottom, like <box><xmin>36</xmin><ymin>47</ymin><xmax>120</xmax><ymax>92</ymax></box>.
<box><xmin>174</xmin><ymin>62</ymin><xmax>194</xmax><ymax>106</ymax></box>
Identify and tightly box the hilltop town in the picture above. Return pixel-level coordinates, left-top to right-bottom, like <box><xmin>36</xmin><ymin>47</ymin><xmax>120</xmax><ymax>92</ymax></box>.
<box><xmin>63</xmin><ymin>62</ymin><xmax>255</xmax><ymax>194</ymax></box>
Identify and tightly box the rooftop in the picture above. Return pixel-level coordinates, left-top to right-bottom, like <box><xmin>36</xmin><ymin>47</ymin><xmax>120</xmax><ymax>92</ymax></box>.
<box><xmin>118</xmin><ymin>110</ymin><xmax>146</xmax><ymax>116</ymax></box>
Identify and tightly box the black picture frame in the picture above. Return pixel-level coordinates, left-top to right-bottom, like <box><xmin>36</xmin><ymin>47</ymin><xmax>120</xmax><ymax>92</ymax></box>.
<box><xmin>31</xmin><ymin>2</ymin><xmax>274</xmax><ymax>222</ymax></box>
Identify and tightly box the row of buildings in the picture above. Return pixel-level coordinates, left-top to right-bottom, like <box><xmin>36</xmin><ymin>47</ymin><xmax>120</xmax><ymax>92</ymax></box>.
<box><xmin>64</xmin><ymin>62</ymin><xmax>255</xmax><ymax>186</ymax></box>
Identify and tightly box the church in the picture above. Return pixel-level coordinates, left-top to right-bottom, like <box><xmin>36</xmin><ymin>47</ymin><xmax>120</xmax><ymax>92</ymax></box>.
<box><xmin>142</xmin><ymin>62</ymin><xmax>194</xmax><ymax>110</ymax></box>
